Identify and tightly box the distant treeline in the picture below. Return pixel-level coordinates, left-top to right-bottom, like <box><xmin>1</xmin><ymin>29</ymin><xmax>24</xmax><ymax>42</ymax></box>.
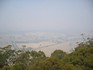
<box><xmin>0</xmin><ymin>38</ymin><xmax>93</xmax><ymax>70</ymax></box>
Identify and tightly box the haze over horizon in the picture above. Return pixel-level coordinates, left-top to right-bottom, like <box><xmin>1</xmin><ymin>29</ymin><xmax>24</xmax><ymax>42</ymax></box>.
<box><xmin>0</xmin><ymin>0</ymin><xmax>93</xmax><ymax>35</ymax></box>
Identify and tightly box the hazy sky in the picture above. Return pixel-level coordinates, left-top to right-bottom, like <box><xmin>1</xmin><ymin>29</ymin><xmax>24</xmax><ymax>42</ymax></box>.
<box><xmin>0</xmin><ymin>0</ymin><xmax>93</xmax><ymax>34</ymax></box>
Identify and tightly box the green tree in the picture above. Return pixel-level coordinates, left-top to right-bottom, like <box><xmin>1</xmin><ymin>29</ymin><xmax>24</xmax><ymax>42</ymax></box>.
<box><xmin>2</xmin><ymin>66</ymin><xmax>10</xmax><ymax>70</ymax></box>
<box><xmin>51</xmin><ymin>50</ymin><xmax>66</xmax><ymax>59</ymax></box>
<box><xmin>62</xmin><ymin>39</ymin><xmax>93</xmax><ymax>70</ymax></box>
<box><xmin>38</xmin><ymin>51</ymin><xmax>46</xmax><ymax>57</ymax></box>
<box><xmin>31</xmin><ymin>57</ymin><xmax>62</xmax><ymax>70</ymax></box>
<box><xmin>15</xmin><ymin>51</ymin><xmax>30</xmax><ymax>66</ymax></box>
<box><xmin>10</xmin><ymin>63</ymin><xmax>26</xmax><ymax>70</ymax></box>
<box><xmin>0</xmin><ymin>45</ymin><xmax>16</xmax><ymax>68</ymax></box>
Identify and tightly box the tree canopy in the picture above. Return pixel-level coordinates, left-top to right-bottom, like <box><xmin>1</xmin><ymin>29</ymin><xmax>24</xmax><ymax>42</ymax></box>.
<box><xmin>0</xmin><ymin>38</ymin><xmax>93</xmax><ymax>70</ymax></box>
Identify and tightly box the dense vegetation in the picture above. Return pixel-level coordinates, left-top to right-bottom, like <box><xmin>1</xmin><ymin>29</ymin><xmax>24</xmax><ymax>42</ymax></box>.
<box><xmin>0</xmin><ymin>38</ymin><xmax>93</xmax><ymax>70</ymax></box>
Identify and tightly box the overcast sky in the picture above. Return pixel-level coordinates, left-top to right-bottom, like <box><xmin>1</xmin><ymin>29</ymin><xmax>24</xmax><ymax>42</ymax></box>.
<box><xmin>0</xmin><ymin>0</ymin><xmax>93</xmax><ymax>34</ymax></box>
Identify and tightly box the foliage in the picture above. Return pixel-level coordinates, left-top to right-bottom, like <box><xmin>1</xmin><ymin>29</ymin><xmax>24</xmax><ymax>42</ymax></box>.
<box><xmin>62</xmin><ymin>38</ymin><xmax>93</xmax><ymax>70</ymax></box>
<box><xmin>31</xmin><ymin>57</ymin><xmax>62</xmax><ymax>70</ymax></box>
<box><xmin>51</xmin><ymin>50</ymin><xmax>66</xmax><ymax>59</ymax></box>
<box><xmin>2</xmin><ymin>66</ymin><xmax>10</xmax><ymax>70</ymax></box>
<box><xmin>0</xmin><ymin>38</ymin><xmax>93</xmax><ymax>70</ymax></box>
<box><xmin>10</xmin><ymin>63</ymin><xmax>26</xmax><ymax>70</ymax></box>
